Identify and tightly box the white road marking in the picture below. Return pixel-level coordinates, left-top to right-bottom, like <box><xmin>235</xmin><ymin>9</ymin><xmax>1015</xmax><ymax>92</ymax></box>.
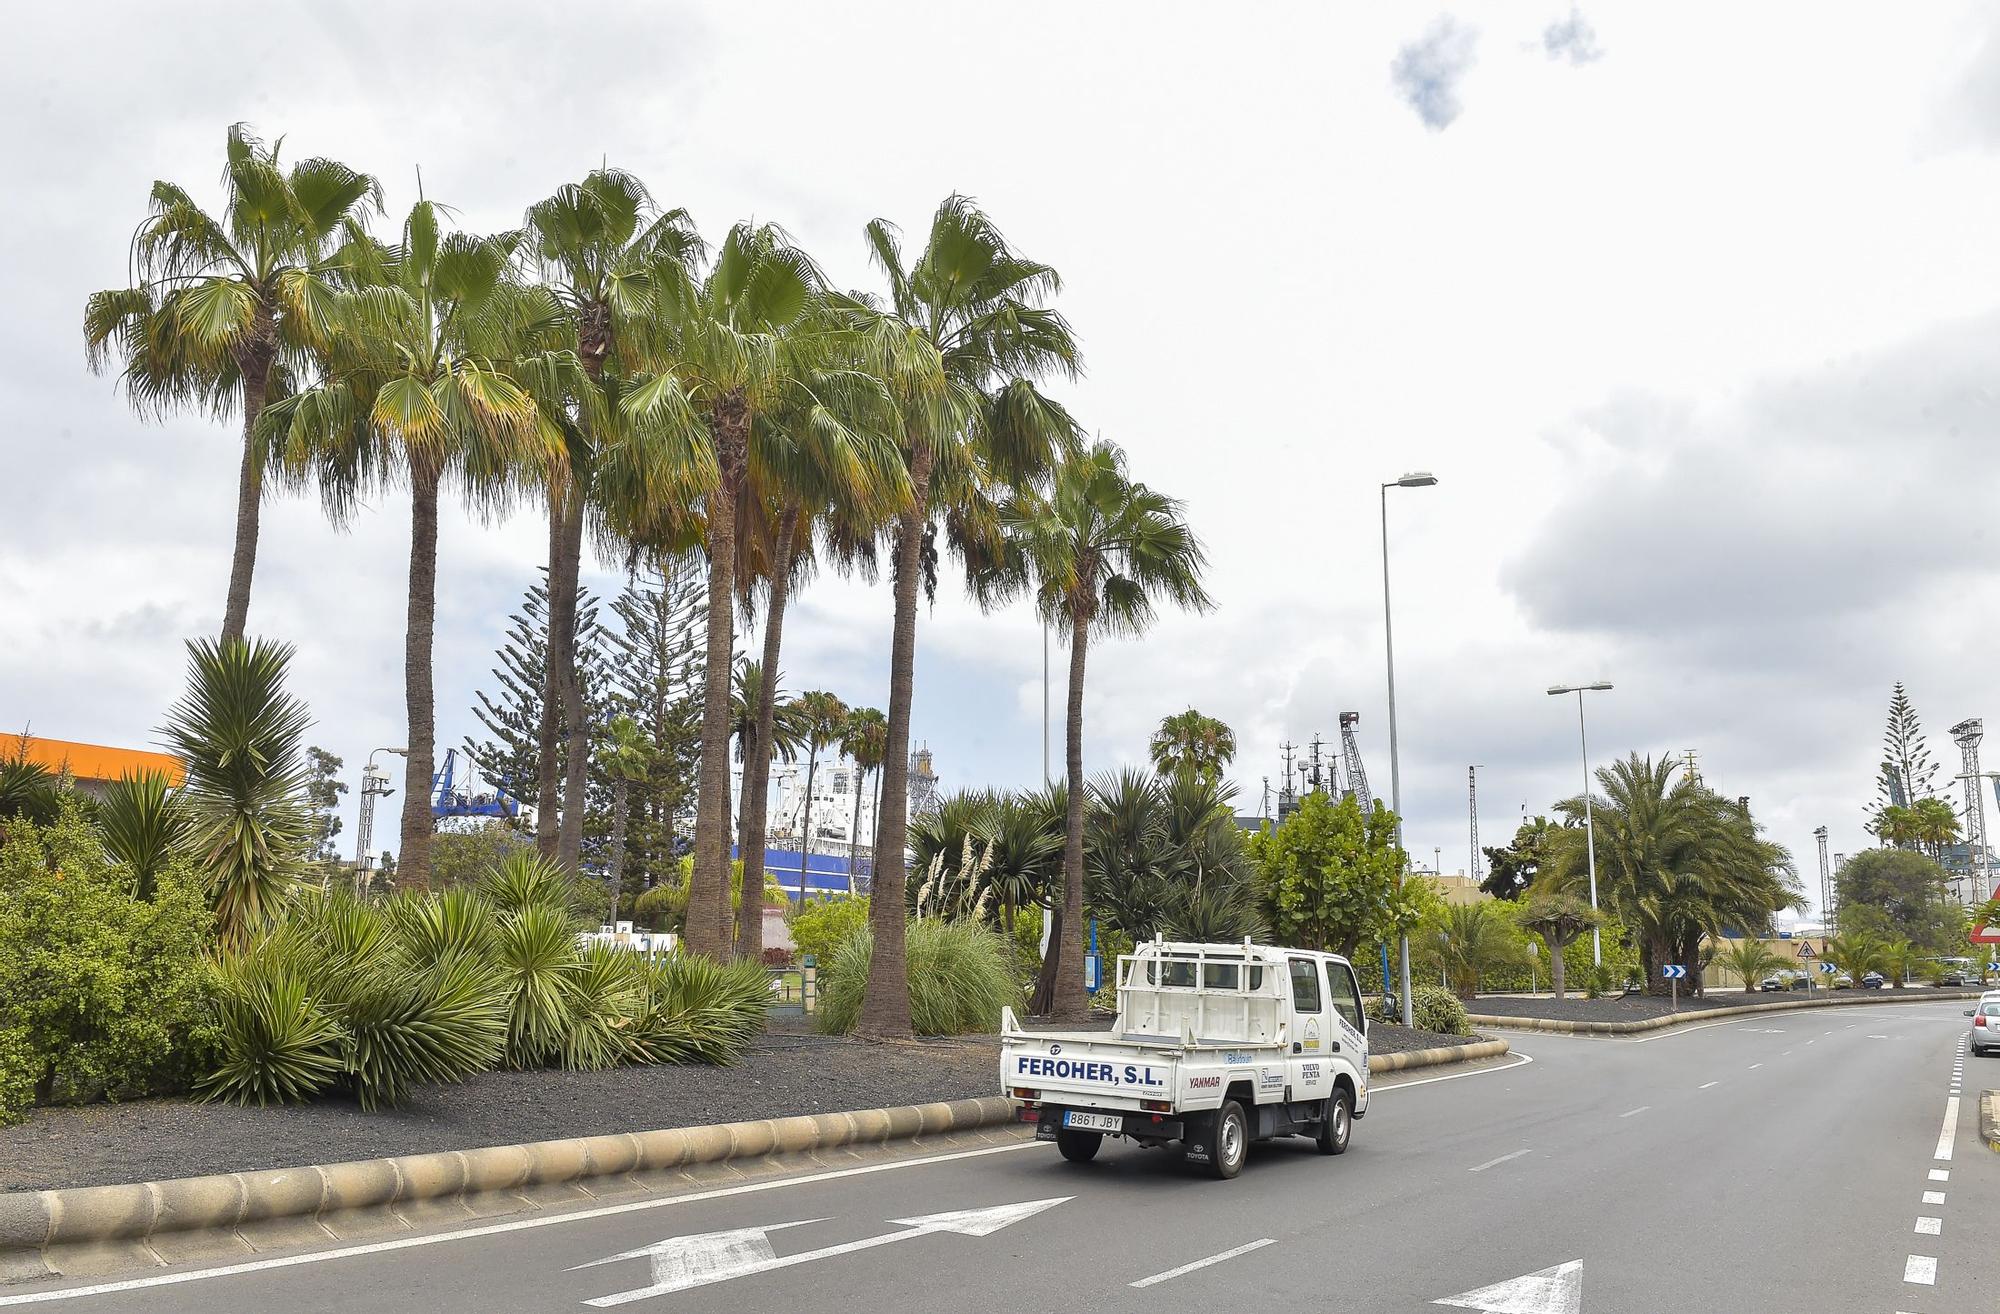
<box><xmin>1469</xmin><ymin>1148</ymin><xmax>1534</xmax><ymax>1173</ymax></box>
<box><xmin>1618</xmin><ymin>1106</ymin><xmax>1649</xmax><ymax>1118</ymax></box>
<box><xmin>1128</xmin><ymin>1237</ymin><xmax>1276</xmax><ymax>1288</ymax></box>
<box><xmin>0</xmin><ymin>1139</ymin><xmax>1049</xmax><ymax>1308</ymax></box>
<box><xmin>1929</xmin><ymin>1169</ymin><xmax>1949</xmax><ymax>1181</ymax></box>
<box><xmin>1914</xmin><ymin>1217</ymin><xmax>1941</xmax><ymax>1236</ymax></box>
<box><xmin>1376</xmin><ymin>1052</ymin><xmax>1537</xmax><ymax>1091</ymax></box>
<box><xmin>1923</xmin><ymin>1190</ymin><xmax>1945</xmax><ymax>1205</ymax></box>
<box><xmin>1904</xmin><ymin>1254</ymin><xmax>1937</xmax><ymax>1285</ymax></box>
<box><xmin>1698</xmin><ymin>1081</ymin><xmax>1719</xmax><ymax>1089</ymax></box>
<box><xmin>580</xmin><ymin>1198</ymin><xmax>1069</xmax><ymax>1306</ymax></box>
<box><xmin>1434</xmin><ymin>1259</ymin><xmax>1582</xmax><ymax>1313</ymax></box>
<box><xmin>1748</xmin><ymin>1063</ymin><xmax>1763</xmax><ymax>1070</ymax></box>
<box><xmin>1869</xmin><ymin>1034</ymin><xmax>1889</xmax><ymax>1039</ymax></box>
<box><xmin>1935</xmin><ymin>1096</ymin><xmax>1959</xmax><ymax>1161</ymax></box>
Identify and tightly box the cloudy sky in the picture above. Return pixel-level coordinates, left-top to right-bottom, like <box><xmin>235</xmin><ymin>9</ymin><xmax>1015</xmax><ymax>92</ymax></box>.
<box><xmin>7</xmin><ymin>2</ymin><xmax>2000</xmax><ymax>914</ymax></box>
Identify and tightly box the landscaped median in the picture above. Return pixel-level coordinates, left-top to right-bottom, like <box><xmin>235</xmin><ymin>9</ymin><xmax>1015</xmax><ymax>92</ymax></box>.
<box><xmin>1981</xmin><ymin>1091</ymin><xmax>2000</xmax><ymax>1156</ymax></box>
<box><xmin>1467</xmin><ymin>989</ymin><xmax>1987</xmax><ymax>1036</ymax></box>
<box><xmin>0</xmin><ymin>1033</ymin><xmax>1507</xmax><ymax>1285</ymax></box>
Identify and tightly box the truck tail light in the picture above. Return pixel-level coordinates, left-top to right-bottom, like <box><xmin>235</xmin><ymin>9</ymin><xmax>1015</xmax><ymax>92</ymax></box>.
<box><xmin>1012</xmin><ymin>1087</ymin><xmax>1040</xmax><ymax>1100</ymax></box>
<box><xmin>1141</xmin><ymin>1099</ymin><xmax>1172</xmax><ymax>1113</ymax></box>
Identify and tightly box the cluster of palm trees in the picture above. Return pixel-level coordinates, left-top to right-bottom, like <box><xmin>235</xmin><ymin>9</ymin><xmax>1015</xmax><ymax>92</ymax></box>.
<box><xmin>1536</xmin><ymin>753</ymin><xmax>1802</xmax><ymax>994</ymax></box>
<box><xmin>1870</xmin><ymin>796</ymin><xmax>1960</xmax><ymax>860</ymax></box>
<box><xmin>85</xmin><ymin>126</ymin><xmax>1209</xmax><ymax>1034</ymax></box>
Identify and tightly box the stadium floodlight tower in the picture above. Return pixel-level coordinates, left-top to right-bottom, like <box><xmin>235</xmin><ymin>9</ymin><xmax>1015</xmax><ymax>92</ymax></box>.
<box><xmin>1952</xmin><ymin>718</ymin><xmax>1990</xmax><ymax>909</ymax></box>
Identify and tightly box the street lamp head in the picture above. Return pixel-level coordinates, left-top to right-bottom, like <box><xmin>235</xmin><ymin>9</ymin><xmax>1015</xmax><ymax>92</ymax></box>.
<box><xmin>1585</xmin><ymin>681</ymin><xmax>1613</xmax><ymax>691</ymax></box>
<box><xmin>1392</xmin><ymin>472</ymin><xmax>1439</xmax><ymax>488</ymax></box>
<box><xmin>1547</xmin><ymin>682</ymin><xmax>1613</xmax><ymax>695</ymax></box>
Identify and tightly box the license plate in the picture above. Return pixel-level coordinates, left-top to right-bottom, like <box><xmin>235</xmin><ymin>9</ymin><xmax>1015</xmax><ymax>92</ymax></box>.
<box><xmin>1063</xmin><ymin>1111</ymin><xmax>1122</xmax><ymax>1132</ymax></box>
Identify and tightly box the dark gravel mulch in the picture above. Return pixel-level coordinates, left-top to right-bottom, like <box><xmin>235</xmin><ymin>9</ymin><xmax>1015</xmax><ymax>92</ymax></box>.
<box><xmin>0</xmin><ymin>1034</ymin><xmax>1000</xmax><ymax>1194</ymax></box>
<box><xmin>0</xmin><ymin>1015</ymin><xmax>1490</xmax><ymax>1194</ymax></box>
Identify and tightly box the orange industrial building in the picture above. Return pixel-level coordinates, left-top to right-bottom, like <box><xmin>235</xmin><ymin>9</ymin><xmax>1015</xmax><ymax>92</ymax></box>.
<box><xmin>10</xmin><ymin>736</ymin><xmax>185</xmax><ymax>798</ymax></box>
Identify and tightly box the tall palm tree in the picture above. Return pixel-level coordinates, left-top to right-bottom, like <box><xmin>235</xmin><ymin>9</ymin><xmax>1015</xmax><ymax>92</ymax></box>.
<box><xmin>1149</xmin><ymin>708</ymin><xmax>1237</xmax><ymax>783</ymax></box>
<box><xmin>789</xmin><ymin>690</ymin><xmax>850</xmax><ymax>901</ymax></box>
<box><xmin>262</xmin><ymin>201</ymin><xmax>563</xmax><ymax>886</ymax></box>
<box><xmin>1911</xmin><ymin>797</ymin><xmax>1960</xmax><ymax>863</ymax></box>
<box><xmin>981</xmin><ymin>440</ymin><xmax>1211</xmax><ymax>1019</ymax></box>
<box><xmin>840</xmin><ymin>707</ymin><xmax>887</xmax><ymax>894</ymax></box>
<box><xmin>619</xmin><ymin>224</ymin><xmax>876</xmax><ymax>958</ymax></box>
<box><xmin>854</xmin><ymin>196</ymin><xmax>1081</xmax><ymax>1037</ymax></box>
<box><xmin>1824</xmin><ymin>931</ymin><xmax>1885</xmax><ymax>987</ymax></box>
<box><xmin>85</xmin><ymin>125</ymin><xmax>380</xmax><ymax>643</ymax></box>
<box><xmin>518</xmin><ymin>170</ymin><xmax>702</xmax><ymax>870</ymax></box>
<box><xmin>595</xmin><ymin>714</ymin><xmax>652</xmax><ymax>897</ymax></box>
<box><xmin>160</xmin><ymin>638</ymin><xmax>313</xmax><ymax>946</ymax></box>
<box><xmin>727</xmin><ymin>655</ymin><xmax>806</xmax><ymax>956</ymax></box>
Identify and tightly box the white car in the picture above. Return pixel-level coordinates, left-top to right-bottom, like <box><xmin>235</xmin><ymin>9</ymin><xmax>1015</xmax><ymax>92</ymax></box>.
<box><xmin>1001</xmin><ymin>938</ymin><xmax>1371</xmax><ymax>1179</ymax></box>
<box><xmin>1971</xmin><ymin>993</ymin><xmax>2000</xmax><ymax>1057</ymax></box>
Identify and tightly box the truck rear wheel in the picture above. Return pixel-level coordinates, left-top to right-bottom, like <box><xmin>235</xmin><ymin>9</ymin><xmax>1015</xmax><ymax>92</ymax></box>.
<box><xmin>1315</xmin><ymin>1087</ymin><xmax>1352</xmax><ymax>1155</ymax></box>
<box><xmin>1205</xmin><ymin>1100</ymin><xmax>1249</xmax><ymax>1179</ymax></box>
<box><xmin>1056</xmin><ymin>1127</ymin><xmax>1102</xmax><ymax>1163</ymax></box>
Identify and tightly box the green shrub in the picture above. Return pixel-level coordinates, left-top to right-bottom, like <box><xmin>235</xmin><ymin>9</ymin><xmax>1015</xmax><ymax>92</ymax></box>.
<box><xmin>816</xmin><ymin>919</ymin><xmax>1018</xmax><ymax>1036</ymax></box>
<box><xmin>788</xmin><ymin>895</ymin><xmax>870</xmax><ymax>966</ymax></box>
<box><xmin>623</xmin><ymin>954</ymin><xmax>770</xmax><ymax>1064</ymax></box>
<box><xmin>1410</xmin><ymin>984</ymin><xmax>1469</xmax><ymax>1036</ymax></box>
<box><xmin>0</xmin><ymin>804</ymin><xmax>217</xmax><ymax>1124</ymax></box>
<box><xmin>632</xmin><ymin>882</ymin><xmax>688</xmax><ymax>932</ymax></box>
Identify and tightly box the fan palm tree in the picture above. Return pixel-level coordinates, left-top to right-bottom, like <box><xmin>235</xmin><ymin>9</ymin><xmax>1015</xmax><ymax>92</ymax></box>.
<box><xmin>854</xmin><ymin>196</ymin><xmax>1081</xmax><ymax>1037</ymax></box>
<box><xmin>261</xmin><ymin>201</ymin><xmax>565</xmax><ymax>886</ymax></box>
<box><xmin>1425</xmin><ymin>902</ymin><xmax>1514</xmax><ymax>999</ymax></box>
<box><xmin>616</xmin><ymin>223</ymin><xmax>884</xmax><ymax>958</ymax></box>
<box><xmin>1149</xmin><ymin>709</ymin><xmax>1237</xmax><ymax>783</ymax></box>
<box><xmin>1715</xmin><ymin>936</ymin><xmax>1785</xmax><ymax>994</ymax></box>
<box><xmin>160</xmin><ymin>638</ymin><xmax>314</xmax><ymax>945</ymax></box>
<box><xmin>1824</xmin><ymin>931</ymin><xmax>1886</xmax><ymax>987</ymax></box>
<box><xmin>595</xmin><ymin>715</ymin><xmax>652</xmax><ymax>898</ymax></box>
<box><xmin>517</xmin><ymin>169</ymin><xmax>703</xmax><ymax>870</ymax></box>
<box><xmin>980</xmin><ymin>441</ymin><xmax>1211</xmax><ymax>1019</ymax></box>
<box><xmin>789</xmin><ymin>691</ymin><xmax>850</xmax><ymax>899</ymax></box>
<box><xmin>840</xmin><ymin>707</ymin><xmax>888</xmax><ymax>895</ymax></box>
<box><xmin>85</xmin><ymin>125</ymin><xmax>380</xmax><ymax>643</ymax></box>
<box><xmin>1879</xmin><ymin>936</ymin><xmax>1921</xmax><ymax>989</ymax></box>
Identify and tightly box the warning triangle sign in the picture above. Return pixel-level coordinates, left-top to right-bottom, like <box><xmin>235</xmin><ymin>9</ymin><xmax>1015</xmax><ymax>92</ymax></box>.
<box><xmin>1796</xmin><ymin>941</ymin><xmax>1816</xmax><ymax>958</ymax></box>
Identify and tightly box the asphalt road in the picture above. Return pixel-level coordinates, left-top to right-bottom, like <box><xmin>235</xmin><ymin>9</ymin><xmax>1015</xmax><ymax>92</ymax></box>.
<box><xmin>5</xmin><ymin>997</ymin><xmax>1993</xmax><ymax>1314</ymax></box>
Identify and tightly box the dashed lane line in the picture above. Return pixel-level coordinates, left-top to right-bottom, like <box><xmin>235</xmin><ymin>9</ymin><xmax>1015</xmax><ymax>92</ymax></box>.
<box><xmin>1904</xmin><ymin>1255</ymin><xmax>1937</xmax><ymax>1286</ymax></box>
<box><xmin>1914</xmin><ymin>1216</ymin><xmax>1941</xmax><ymax>1236</ymax></box>
<box><xmin>1618</xmin><ymin>1106</ymin><xmax>1649</xmax><ymax>1118</ymax></box>
<box><xmin>1929</xmin><ymin>1169</ymin><xmax>1948</xmax><ymax>1182</ymax></box>
<box><xmin>1128</xmin><ymin>1238</ymin><xmax>1276</xmax><ymax>1288</ymax></box>
<box><xmin>1468</xmin><ymin>1148</ymin><xmax>1534</xmax><ymax>1173</ymax></box>
<box><xmin>1922</xmin><ymin>1190</ymin><xmax>1944</xmax><ymax>1205</ymax></box>
<box><xmin>1934</xmin><ymin>1096</ymin><xmax>1959</xmax><ymax>1161</ymax></box>
<box><xmin>1698</xmin><ymin>1081</ymin><xmax>1719</xmax><ymax>1089</ymax></box>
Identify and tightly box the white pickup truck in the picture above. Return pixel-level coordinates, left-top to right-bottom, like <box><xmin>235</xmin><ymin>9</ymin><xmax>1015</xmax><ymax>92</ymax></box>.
<box><xmin>1000</xmin><ymin>938</ymin><xmax>1371</xmax><ymax>1179</ymax></box>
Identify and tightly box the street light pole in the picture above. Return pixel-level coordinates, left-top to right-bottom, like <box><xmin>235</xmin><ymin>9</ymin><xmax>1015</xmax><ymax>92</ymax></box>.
<box><xmin>354</xmin><ymin>747</ymin><xmax>407</xmax><ymax>892</ymax></box>
<box><xmin>1382</xmin><ymin>472</ymin><xmax>1437</xmax><ymax>1028</ymax></box>
<box><xmin>1547</xmin><ymin>683</ymin><xmax>1612</xmax><ymax>965</ymax></box>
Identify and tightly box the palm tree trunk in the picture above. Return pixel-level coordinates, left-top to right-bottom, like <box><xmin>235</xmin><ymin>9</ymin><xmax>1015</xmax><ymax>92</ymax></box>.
<box><xmin>858</xmin><ymin>445</ymin><xmax>932</xmax><ymax>1038</ymax></box>
<box><xmin>799</xmin><ymin>751</ymin><xmax>819</xmax><ymax>903</ymax></box>
<box><xmin>689</xmin><ymin>391</ymin><xmax>748</xmax><ymax>958</ymax></box>
<box><xmin>609</xmin><ymin>776</ymin><xmax>629</xmax><ymax>896</ymax></box>
<box><xmin>1550</xmin><ymin>938</ymin><xmax>1567</xmax><ymax>1000</ymax></box>
<box><xmin>736</xmin><ymin>502</ymin><xmax>799</xmax><ymax>962</ymax></box>
<box><xmin>1033</xmin><ymin>616</ymin><xmax>1090</xmax><ymax>1021</ymax></box>
<box><xmin>219</xmin><ymin>339</ymin><xmax>274</xmax><ymax>647</ymax></box>
<box><xmin>397</xmin><ymin>459</ymin><xmax>443</xmax><ymax>889</ymax></box>
<box><xmin>849</xmin><ymin>760</ymin><xmax>865</xmax><ymax>897</ymax></box>
<box><xmin>535</xmin><ymin>496</ymin><xmax>564</xmax><ymax>857</ymax></box>
<box><xmin>556</xmin><ymin>485</ymin><xmax>590</xmax><ymax>870</ymax></box>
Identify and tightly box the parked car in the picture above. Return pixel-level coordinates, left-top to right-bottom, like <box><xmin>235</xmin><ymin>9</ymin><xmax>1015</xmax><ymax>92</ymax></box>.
<box><xmin>1830</xmin><ymin>971</ymin><xmax>1854</xmax><ymax>989</ymax></box>
<box><xmin>1757</xmin><ymin>975</ymin><xmax>1788</xmax><ymax>992</ymax></box>
<box><xmin>1759</xmin><ymin>971</ymin><xmax>1809</xmax><ymax>992</ymax></box>
<box><xmin>1934</xmin><ymin>970</ymin><xmax>1968</xmax><ymax>987</ymax></box>
<box><xmin>1860</xmin><ymin>971</ymin><xmax>1885</xmax><ymax>989</ymax></box>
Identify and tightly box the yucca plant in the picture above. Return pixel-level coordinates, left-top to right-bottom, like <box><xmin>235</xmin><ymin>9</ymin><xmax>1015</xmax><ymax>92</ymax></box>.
<box><xmin>495</xmin><ymin>903</ymin><xmax>584</xmax><ymax>1069</ymax></box>
<box><xmin>388</xmin><ymin>886</ymin><xmax>499</xmax><ymax>968</ymax></box>
<box><xmin>332</xmin><ymin>951</ymin><xmax>507</xmax><ymax>1110</ymax></box>
<box><xmin>97</xmin><ymin>769</ymin><xmax>190</xmax><ymax>901</ymax></box>
<box><xmin>562</xmin><ymin>943</ymin><xmax>643</xmax><ymax>1071</ymax></box>
<box><xmin>197</xmin><ymin>946</ymin><xmax>346</xmax><ymax>1106</ymax></box>
<box><xmin>624</xmin><ymin>955</ymin><xmax>770</xmax><ymax>1065</ymax></box>
<box><xmin>481</xmin><ymin>850</ymin><xmax>582</xmax><ymax>922</ymax></box>
<box><xmin>160</xmin><ymin>638</ymin><xmax>314</xmax><ymax>947</ymax></box>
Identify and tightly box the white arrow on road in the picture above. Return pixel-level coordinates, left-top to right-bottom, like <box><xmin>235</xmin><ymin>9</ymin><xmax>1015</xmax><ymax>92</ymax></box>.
<box><xmin>1434</xmin><ymin>1260</ymin><xmax>1582</xmax><ymax>1314</ymax></box>
<box><xmin>571</xmin><ymin>1197</ymin><xmax>1070</xmax><ymax>1306</ymax></box>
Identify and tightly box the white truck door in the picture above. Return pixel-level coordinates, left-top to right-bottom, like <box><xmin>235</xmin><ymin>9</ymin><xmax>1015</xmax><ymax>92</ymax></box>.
<box><xmin>1286</xmin><ymin>956</ymin><xmax>1335</xmax><ymax>1104</ymax></box>
<box><xmin>1325</xmin><ymin>959</ymin><xmax>1370</xmax><ymax>1077</ymax></box>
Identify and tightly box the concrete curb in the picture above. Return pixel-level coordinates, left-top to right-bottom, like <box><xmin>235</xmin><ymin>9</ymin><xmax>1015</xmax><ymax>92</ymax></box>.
<box><xmin>1467</xmin><ymin>989</ymin><xmax>1987</xmax><ymax>1036</ymax></box>
<box><xmin>0</xmin><ymin>1095</ymin><xmax>1019</xmax><ymax>1284</ymax></box>
<box><xmin>0</xmin><ymin>1034</ymin><xmax>1519</xmax><ymax>1285</ymax></box>
<box><xmin>1981</xmin><ymin>1091</ymin><xmax>2000</xmax><ymax>1156</ymax></box>
<box><xmin>1368</xmin><ymin>1038</ymin><xmax>1511</xmax><ymax>1072</ymax></box>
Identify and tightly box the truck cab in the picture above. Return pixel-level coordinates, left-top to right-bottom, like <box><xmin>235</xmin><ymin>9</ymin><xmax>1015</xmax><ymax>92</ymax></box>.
<box><xmin>1000</xmin><ymin>938</ymin><xmax>1371</xmax><ymax>1179</ymax></box>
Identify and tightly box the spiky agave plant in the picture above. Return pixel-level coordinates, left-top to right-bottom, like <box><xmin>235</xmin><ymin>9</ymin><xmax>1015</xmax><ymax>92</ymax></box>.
<box><xmin>96</xmin><ymin>769</ymin><xmax>190</xmax><ymax>901</ymax></box>
<box><xmin>495</xmin><ymin>902</ymin><xmax>583</xmax><ymax>1069</ymax></box>
<box><xmin>197</xmin><ymin>944</ymin><xmax>346</xmax><ymax>1106</ymax></box>
<box><xmin>388</xmin><ymin>886</ymin><xmax>499</xmax><ymax>968</ymax></box>
<box><xmin>562</xmin><ymin>943</ymin><xmax>644</xmax><ymax>1071</ymax></box>
<box><xmin>481</xmin><ymin>850</ymin><xmax>582</xmax><ymax>921</ymax></box>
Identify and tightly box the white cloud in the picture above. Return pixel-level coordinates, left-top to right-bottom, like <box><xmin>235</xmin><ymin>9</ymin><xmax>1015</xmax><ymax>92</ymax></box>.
<box><xmin>1392</xmin><ymin>14</ymin><xmax>1482</xmax><ymax>130</ymax></box>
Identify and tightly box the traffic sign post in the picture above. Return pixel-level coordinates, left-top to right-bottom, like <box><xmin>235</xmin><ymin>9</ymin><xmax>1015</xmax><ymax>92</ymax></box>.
<box><xmin>1663</xmin><ymin>963</ymin><xmax>1686</xmax><ymax>1011</ymax></box>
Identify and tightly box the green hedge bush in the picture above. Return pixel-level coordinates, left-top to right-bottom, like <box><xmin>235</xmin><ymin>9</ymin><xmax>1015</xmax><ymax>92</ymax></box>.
<box><xmin>0</xmin><ymin>805</ymin><xmax>216</xmax><ymax>1125</ymax></box>
<box><xmin>816</xmin><ymin>918</ymin><xmax>1018</xmax><ymax>1036</ymax></box>
<box><xmin>788</xmin><ymin>895</ymin><xmax>869</xmax><ymax>966</ymax></box>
